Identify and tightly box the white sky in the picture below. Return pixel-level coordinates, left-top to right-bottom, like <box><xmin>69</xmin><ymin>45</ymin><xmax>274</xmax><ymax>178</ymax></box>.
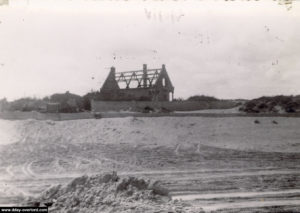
<box><xmin>0</xmin><ymin>0</ymin><xmax>299</xmax><ymax>101</ymax></box>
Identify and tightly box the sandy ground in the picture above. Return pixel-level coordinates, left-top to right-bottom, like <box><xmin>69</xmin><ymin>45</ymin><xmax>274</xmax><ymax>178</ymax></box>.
<box><xmin>0</xmin><ymin>116</ymin><xmax>300</xmax><ymax>212</ymax></box>
<box><xmin>174</xmin><ymin>107</ymin><xmax>242</xmax><ymax>114</ymax></box>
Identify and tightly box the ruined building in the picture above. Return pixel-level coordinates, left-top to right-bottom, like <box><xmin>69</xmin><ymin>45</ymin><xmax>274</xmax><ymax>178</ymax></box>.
<box><xmin>99</xmin><ymin>64</ymin><xmax>174</xmax><ymax>101</ymax></box>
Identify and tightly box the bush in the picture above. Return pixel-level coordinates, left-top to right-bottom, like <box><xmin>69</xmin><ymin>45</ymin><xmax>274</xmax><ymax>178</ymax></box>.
<box><xmin>8</xmin><ymin>98</ymin><xmax>45</xmax><ymax>112</ymax></box>
<box><xmin>240</xmin><ymin>95</ymin><xmax>300</xmax><ymax>113</ymax></box>
<box><xmin>50</xmin><ymin>91</ymin><xmax>84</xmax><ymax>113</ymax></box>
<box><xmin>173</xmin><ymin>97</ymin><xmax>184</xmax><ymax>101</ymax></box>
<box><xmin>187</xmin><ymin>95</ymin><xmax>218</xmax><ymax>102</ymax></box>
<box><xmin>82</xmin><ymin>91</ymin><xmax>102</xmax><ymax>111</ymax></box>
<box><xmin>143</xmin><ymin>106</ymin><xmax>154</xmax><ymax>113</ymax></box>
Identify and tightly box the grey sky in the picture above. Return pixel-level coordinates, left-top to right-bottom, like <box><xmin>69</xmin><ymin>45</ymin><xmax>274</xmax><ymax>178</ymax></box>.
<box><xmin>0</xmin><ymin>0</ymin><xmax>299</xmax><ymax>101</ymax></box>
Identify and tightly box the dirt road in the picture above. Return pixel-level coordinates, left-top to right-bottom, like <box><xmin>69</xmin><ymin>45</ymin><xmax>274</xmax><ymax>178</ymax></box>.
<box><xmin>0</xmin><ymin>117</ymin><xmax>300</xmax><ymax>212</ymax></box>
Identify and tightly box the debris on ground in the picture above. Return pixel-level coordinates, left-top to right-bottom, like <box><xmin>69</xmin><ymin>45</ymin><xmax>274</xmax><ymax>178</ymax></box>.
<box><xmin>24</xmin><ymin>172</ymin><xmax>203</xmax><ymax>213</ymax></box>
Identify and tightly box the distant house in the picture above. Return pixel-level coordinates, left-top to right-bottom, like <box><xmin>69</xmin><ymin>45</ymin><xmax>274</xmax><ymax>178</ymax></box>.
<box><xmin>99</xmin><ymin>64</ymin><xmax>174</xmax><ymax>101</ymax></box>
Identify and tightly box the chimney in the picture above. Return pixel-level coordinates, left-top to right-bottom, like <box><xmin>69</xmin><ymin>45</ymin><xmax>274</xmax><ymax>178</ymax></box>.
<box><xmin>110</xmin><ymin>66</ymin><xmax>116</xmax><ymax>76</ymax></box>
<box><xmin>143</xmin><ymin>64</ymin><xmax>147</xmax><ymax>88</ymax></box>
<box><xmin>162</xmin><ymin>64</ymin><xmax>166</xmax><ymax>71</ymax></box>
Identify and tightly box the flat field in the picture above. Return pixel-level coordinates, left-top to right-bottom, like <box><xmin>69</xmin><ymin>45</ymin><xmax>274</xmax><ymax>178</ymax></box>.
<box><xmin>0</xmin><ymin>116</ymin><xmax>299</xmax><ymax>212</ymax></box>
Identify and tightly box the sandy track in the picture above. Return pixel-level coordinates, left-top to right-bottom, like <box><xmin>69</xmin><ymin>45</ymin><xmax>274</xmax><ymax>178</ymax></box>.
<box><xmin>1</xmin><ymin>165</ymin><xmax>299</xmax><ymax>209</ymax></box>
<box><xmin>120</xmin><ymin>168</ymin><xmax>300</xmax><ymax>178</ymax></box>
<box><xmin>198</xmin><ymin>200</ymin><xmax>300</xmax><ymax>212</ymax></box>
<box><xmin>172</xmin><ymin>189</ymin><xmax>300</xmax><ymax>200</ymax></box>
<box><xmin>1</xmin><ymin>117</ymin><xmax>300</xmax><ymax>211</ymax></box>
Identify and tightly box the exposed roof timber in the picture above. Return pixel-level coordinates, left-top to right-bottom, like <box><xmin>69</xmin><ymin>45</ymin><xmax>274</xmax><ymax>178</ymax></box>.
<box><xmin>117</xmin><ymin>76</ymin><xmax>159</xmax><ymax>88</ymax></box>
<box><xmin>117</xmin><ymin>78</ymin><xmax>156</xmax><ymax>82</ymax></box>
<box><xmin>115</xmin><ymin>68</ymin><xmax>161</xmax><ymax>88</ymax></box>
<box><xmin>115</xmin><ymin>68</ymin><xmax>162</xmax><ymax>75</ymax></box>
<box><xmin>115</xmin><ymin>73</ymin><xmax>160</xmax><ymax>78</ymax></box>
<box><xmin>111</xmin><ymin>65</ymin><xmax>170</xmax><ymax>89</ymax></box>
<box><xmin>116</xmin><ymin>74</ymin><xmax>142</xmax><ymax>78</ymax></box>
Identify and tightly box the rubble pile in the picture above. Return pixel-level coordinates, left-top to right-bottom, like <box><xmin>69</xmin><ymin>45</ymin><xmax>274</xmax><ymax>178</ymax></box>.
<box><xmin>25</xmin><ymin>172</ymin><xmax>203</xmax><ymax>213</ymax></box>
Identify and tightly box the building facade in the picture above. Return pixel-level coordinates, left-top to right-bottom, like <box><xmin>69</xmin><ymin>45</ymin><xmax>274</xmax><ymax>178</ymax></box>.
<box><xmin>99</xmin><ymin>64</ymin><xmax>174</xmax><ymax>101</ymax></box>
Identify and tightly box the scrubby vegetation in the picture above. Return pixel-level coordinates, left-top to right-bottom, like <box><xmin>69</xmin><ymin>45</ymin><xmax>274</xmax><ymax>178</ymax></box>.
<box><xmin>0</xmin><ymin>93</ymin><xmax>223</xmax><ymax>113</ymax></box>
<box><xmin>239</xmin><ymin>95</ymin><xmax>300</xmax><ymax>113</ymax></box>
<box><xmin>49</xmin><ymin>92</ymin><xmax>84</xmax><ymax>113</ymax></box>
<box><xmin>1</xmin><ymin>91</ymin><xmax>97</xmax><ymax>113</ymax></box>
<box><xmin>2</xmin><ymin>92</ymin><xmax>300</xmax><ymax>114</ymax></box>
<box><xmin>187</xmin><ymin>95</ymin><xmax>219</xmax><ymax>102</ymax></box>
<box><xmin>82</xmin><ymin>91</ymin><xmax>102</xmax><ymax>111</ymax></box>
<box><xmin>2</xmin><ymin>97</ymin><xmax>45</xmax><ymax>112</ymax></box>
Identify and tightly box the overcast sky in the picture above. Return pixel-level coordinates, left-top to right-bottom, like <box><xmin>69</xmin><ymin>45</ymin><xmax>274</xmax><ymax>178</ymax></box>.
<box><xmin>0</xmin><ymin>0</ymin><xmax>299</xmax><ymax>101</ymax></box>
